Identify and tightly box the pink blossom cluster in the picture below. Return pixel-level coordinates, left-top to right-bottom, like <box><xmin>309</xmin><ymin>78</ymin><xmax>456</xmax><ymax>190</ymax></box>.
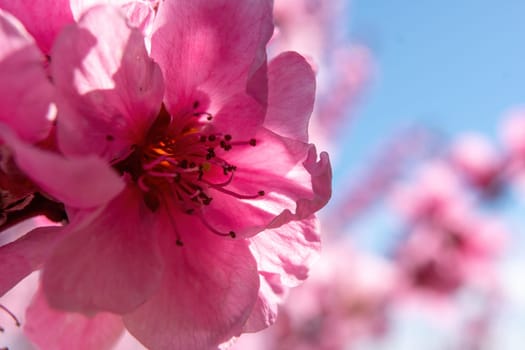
<box><xmin>0</xmin><ymin>1</ymin><xmax>332</xmax><ymax>349</ymax></box>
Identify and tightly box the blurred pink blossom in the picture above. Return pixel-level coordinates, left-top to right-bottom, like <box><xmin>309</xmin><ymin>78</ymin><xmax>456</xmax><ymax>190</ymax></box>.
<box><xmin>390</xmin><ymin>161</ymin><xmax>506</xmax><ymax>304</ymax></box>
<box><xmin>449</xmin><ymin>133</ymin><xmax>503</xmax><ymax>194</ymax></box>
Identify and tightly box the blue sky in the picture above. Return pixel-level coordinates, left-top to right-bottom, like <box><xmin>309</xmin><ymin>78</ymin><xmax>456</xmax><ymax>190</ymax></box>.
<box><xmin>337</xmin><ymin>0</ymin><xmax>525</xmax><ymax>175</ymax></box>
<box><xmin>336</xmin><ymin>3</ymin><xmax>525</xmax><ymax>348</ymax></box>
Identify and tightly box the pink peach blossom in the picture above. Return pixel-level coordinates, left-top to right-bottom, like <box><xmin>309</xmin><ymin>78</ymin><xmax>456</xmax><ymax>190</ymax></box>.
<box><xmin>390</xmin><ymin>162</ymin><xmax>506</xmax><ymax>303</ymax></box>
<box><xmin>449</xmin><ymin>133</ymin><xmax>503</xmax><ymax>194</ymax></box>
<box><xmin>1</xmin><ymin>1</ymin><xmax>331</xmax><ymax>349</ymax></box>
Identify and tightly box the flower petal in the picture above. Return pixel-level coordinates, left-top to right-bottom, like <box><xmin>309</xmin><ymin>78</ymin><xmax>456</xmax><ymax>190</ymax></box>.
<box><xmin>124</xmin><ymin>217</ymin><xmax>259</xmax><ymax>350</ymax></box>
<box><xmin>25</xmin><ymin>286</ymin><xmax>124</xmax><ymax>350</ymax></box>
<box><xmin>0</xmin><ymin>0</ymin><xmax>73</xmax><ymax>54</ymax></box>
<box><xmin>0</xmin><ymin>9</ymin><xmax>54</xmax><ymax>143</ymax></box>
<box><xmin>1</xmin><ymin>127</ymin><xmax>124</xmax><ymax>209</ymax></box>
<box><xmin>42</xmin><ymin>187</ymin><xmax>163</xmax><ymax>314</ymax></box>
<box><xmin>151</xmin><ymin>0</ymin><xmax>273</xmax><ymax>112</ymax></box>
<box><xmin>201</xmin><ymin>129</ymin><xmax>332</xmax><ymax>237</ymax></box>
<box><xmin>265</xmin><ymin>52</ymin><xmax>316</xmax><ymax>143</ymax></box>
<box><xmin>51</xmin><ymin>5</ymin><xmax>164</xmax><ymax>161</ymax></box>
<box><xmin>242</xmin><ymin>216</ymin><xmax>321</xmax><ymax>332</ymax></box>
<box><xmin>0</xmin><ymin>226</ymin><xmax>63</xmax><ymax>297</ymax></box>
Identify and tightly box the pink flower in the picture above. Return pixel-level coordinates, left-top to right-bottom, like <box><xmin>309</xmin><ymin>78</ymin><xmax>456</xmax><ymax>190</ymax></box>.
<box><xmin>449</xmin><ymin>133</ymin><xmax>503</xmax><ymax>195</ymax></box>
<box><xmin>390</xmin><ymin>162</ymin><xmax>506</xmax><ymax>302</ymax></box>
<box><xmin>1</xmin><ymin>1</ymin><xmax>331</xmax><ymax>348</ymax></box>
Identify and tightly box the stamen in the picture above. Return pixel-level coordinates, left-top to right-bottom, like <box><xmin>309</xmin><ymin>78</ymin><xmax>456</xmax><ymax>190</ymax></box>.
<box><xmin>138</xmin><ymin>176</ymin><xmax>151</xmax><ymax>192</ymax></box>
<box><xmin>0</xmin><ymin>305</ymin><xmax>20</xmax><ymax>328</ymax></box>
<box><xmin>143</xmin><ymin>156</ymin><xmax>178</xmax><ymax>170</ymax></box>
<box><xmin>193</xmin><ymin>112</ymin><xmax>213</xmax><ymax>121</ymax></box>
<box><xmin>197</xmin><ymin>212</ymin><xmax>236</xmax><ymax>238</ymax></box>
<box><xmin>203</xmin><ymin>180</ymin><xmax>265</xmax><ymax>200</ymax></box>
<box><xmin>160</xmin><ymin>195</ymin><xmax>184</xmax><ymax>247</ymax></box>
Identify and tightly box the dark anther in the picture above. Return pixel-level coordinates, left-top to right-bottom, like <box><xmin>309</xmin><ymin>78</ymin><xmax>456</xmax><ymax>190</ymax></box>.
<box><xmin>207</xmin><ymin>115</ymin><xmax>213</xmax><ymax>121</ymax></box>
<box><xmin>229</xmin><ymin>231</ymin><xmax>236</xmax><ymax>238</ymax></box>
<box><xmin>249</xmin><ymin>139</ymin><xmax>257</xmax><ymax>146</ymax></box>
<box><xmin>189</xmin><ymin>161</ymin><xmax>196</xmax><ymax>168</ymax></box>
<box><xmin>258</xmin><ymin>190</ymin><xmax>265</xmax><ymax>196</ymax></box>
<box><xmin>220</xmin><ymin>140</ymin><xmax>227</xmax><ymax>149</ymax></box>
<box><xmin>179</xmin><ymin>159</ymin><xmax>188</xmax><ymax>168</ymax></box>
<box><xmin>200</xmin><ymin>135</ymin><xmax>207</xmax><ymax>142</ymax></box>
<box><xmin>185</xmin><ymin>209</ymin><xmax>195</xmax><ymax>214</ymax></box>
<box><xmin>224</xmin><ymin>134</ymin><xmax>232</xmax><ymax>141</ymax></box>
<box><xmin>224</xmin><ymin>144</ymin><xmax>232</xmax><ymax>151</ymax></box>
<box><xmin>202</xmin><ymin>197</ymin><xmax>212</xmax><ymax>205</ymax></box>
<box><xmin>106</xmin><ymin>135</ymin><xmax>115</xmax><ymax>141</ymax></box>
<box><xmin>193</xmin><ymin>101</ymin><xmax>199</xmax><ymax>109</ymax></box>
<box><xmin>206</xmin><ymin>148</ymin><xmax>216</xmax><ymax>160</ymax></box>
<box><xmin>176</xmin><ymin>239</ymin><xmax>184</xmax><ymax>246</ymax></box>
<box><xmin>208</xmin><ymin>135</ymin><xmax>216</xmax><ymax>142</ymax></box>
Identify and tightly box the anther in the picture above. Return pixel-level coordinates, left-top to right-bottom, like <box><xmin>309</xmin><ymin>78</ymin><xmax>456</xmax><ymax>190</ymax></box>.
<box><xmin>208</xmin><ymin>135</ymin><xmax>216</xmax><ymax>142</ymax></box>
<box><xmin>224</xmin><ymin>134</ymin><xmax>232</xmax><ymax>141</ymax></box>
<box><xmin>258</xmin><ymin>190</ymin><xmax>265</xmax><ymax>196</ymax></box>
<box><xmin>229</xmin><ymin>231</ymin><xmax>236</xmax><ymax>238</ymax></box>
<box><xmin>249</xmin><ymin>138</ymin><xmax>257</xmax><ymax>146</ymax></box>
<box><xmin>193</xmin><ymin>101</ymin><xmax>199</xmax><ymax>109</ymax></box>
<box><xmin>176</xmin><ymin>239</ymin><xmax>184</xmax><ymax>246</ymax></box>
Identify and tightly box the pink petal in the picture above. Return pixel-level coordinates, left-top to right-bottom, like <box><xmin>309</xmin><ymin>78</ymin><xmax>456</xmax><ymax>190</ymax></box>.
<box><xmin>151</xmin><ymin>0</ymin><xmax>273</xmax><ymax>112</ymax></box>
<box><xmin>241</xmin><ymin>272</ymin><xmax>284</xmax><ymax>333</ymax></box>
<box><xmin>210</xmin><ymin>92</ymin><xmax>266</xmax><ymax>142</ymax></box>
<box><xmin>202</xmin><ymin>129</ymin><xmax>332</xmax><ymax>237</ymax></box>
<box><xmin>0</xmin><ymin>9</ymin><xmax>54</xmax><ymax>143</ymax></box>
<box><xmin>51</xmin><ymin>5</ymin><xmax>164</xmax><ymax>161</ymax></box>
<box><xmin>266</xmin><ymin>145</ymin><xmax>332</xmax><ymax>229</ymax></box>
<box><xmin>1</xmin><ymin>127</ymin><xmax>124</xmax><ymax>209</ymax></box>
<box><xmin>0</xmin><ymin>0</ymin><xmax>73</xmax><ymax>54</ymax></box>
<box><xmin>243</xmin><ymin>217</ymin><xmax>321</xmax><ymax>332</ymax></box>
<box><xmin>0</xmin><ymin>226</ymin><xmax>63</xmax><ymax>297</ymax></box>
<box><xmin>70</xmin><ymin>0</ymin><xmax>157</xmax><ymax>36</ymax></box>
<box><xmin>265</xmin><ymin>52</ymin><xmax>316</xmax><ymax>143</ymax></box>
<box><xmin>25</xmin><ymin>286</ymin><xmax>124</xmax><ymax>350</ymax></box>
<box><xmin>123</xmin><ymin>221</ymin><xmax>259</xmax><ymax>350</ymax></box>
<box><xmin>42</xmin><ymin>187</ymin><xmax>163</xmax><ymax>314</ymax></box>
<box><xmin>250</xmin><ymin>216</ymin><xmax>320</xmax><ymax>288</ymax></box>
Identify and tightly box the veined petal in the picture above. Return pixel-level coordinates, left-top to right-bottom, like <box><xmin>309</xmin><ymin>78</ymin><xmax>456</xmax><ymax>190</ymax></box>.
<box><xmin>201</xmin><ymin>129</ymin><xmax>331</xmax><ymax>237</ymax></box>
<box><xmin>0</xmin><ymin>9</ymin><xmax>54</xmax><ymax>143</ymax></box>
<box><xmin>151</xmin><ymin>0</ymin><xmax>273</xmax><ymax>112</ymax></box>
<box><xmin>52</xmin><ymin>5</ymin><xmax>164</xmax><ymax>161</ymax></box>
<box><xmin>242</xmin><ymin>217</ymin><xmax>321</xmax><ymax>332</ymax></box>
<box><xmin>265</xmin><ymin>52</ymin><xmax>316</xmax><ymax>143</ymax></box>
<box><xmin>25</xmin><ymin>286</ymin><xmax>124</xmax><ymax>350</ymax></box>
<box><xmin>124</xmin><ymin>215</ymin><xmax>259</xmax><ymax>350</ymax></box>
<box><xmin>42</xmin><ymin>187</ymin><xmax>163</xmax><ymax>314</ymax></box>
<box><xmin>241</xmin><ymin>272</ymin><xmax>284</xmax><ymax>333</ymax></box>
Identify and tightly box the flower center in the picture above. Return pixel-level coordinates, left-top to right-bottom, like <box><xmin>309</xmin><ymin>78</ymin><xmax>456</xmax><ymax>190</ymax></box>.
<box><xmin>114</xmin><ymin>103</ymin><xmax>264</xmax><ymax>245</ymax></box>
